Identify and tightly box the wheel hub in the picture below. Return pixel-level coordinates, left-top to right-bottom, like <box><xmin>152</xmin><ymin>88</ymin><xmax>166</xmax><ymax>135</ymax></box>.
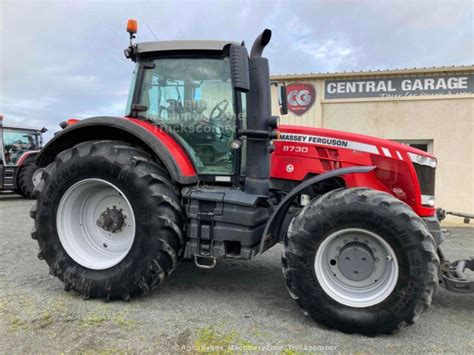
<box><xmin>314</xmin><ymin>228</ymin><xmax>399</xmax><ymax>307</ymax></box>
<box><xmin>338</xmin><ymin>242</ymin><xmax>375</xmax><ymax>281</ymax></box>
<box><xmin>96</xmin><ymin>206</ymin><xmax>126</xmax><ymax>233</ymax></box>
<box><xmin>56</xmin><ymin>178</ymin><xmax>136</xmax><ymax>270</ymax></box>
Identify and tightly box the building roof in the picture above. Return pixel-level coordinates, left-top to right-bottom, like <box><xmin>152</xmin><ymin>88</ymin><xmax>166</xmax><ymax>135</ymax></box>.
<box><xmin>271</xmin><ymin>65</ymin><xmax>474</xmax><ymax>80</ymax></box>
<box><xmin>136</xmin><ymin>40</ymin><xmax>239</xmax><ymax>54</ymax></box>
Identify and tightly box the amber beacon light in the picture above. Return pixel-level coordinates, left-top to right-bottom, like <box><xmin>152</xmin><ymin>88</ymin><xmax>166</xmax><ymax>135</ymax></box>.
<box><xmin>127</xmin><ymin>19</ymin><xmax>138</xmax><ymax>35</ymax></box>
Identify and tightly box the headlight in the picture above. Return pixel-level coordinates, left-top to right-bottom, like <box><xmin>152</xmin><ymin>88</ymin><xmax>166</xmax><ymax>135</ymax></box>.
<box><xmin>408</xmin><ymin>152</ymin><xmax>437</xmax><ymax>168</ymax></box>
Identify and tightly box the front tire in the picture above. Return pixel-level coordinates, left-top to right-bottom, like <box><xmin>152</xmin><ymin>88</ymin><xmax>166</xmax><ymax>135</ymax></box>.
<box><xmin>16</xmin><ymin>156</ymin><xmax>39</xmax><ymax>198</ymax></box>
<box><xmin>282</xmin><ymin>188</ymin><xmax>439</xmax><ymax>335</ymax></box>
<box><xmin>31</xmin><ymin>140</ymin><xmax>184</xmax><ymax>300</ymax></box>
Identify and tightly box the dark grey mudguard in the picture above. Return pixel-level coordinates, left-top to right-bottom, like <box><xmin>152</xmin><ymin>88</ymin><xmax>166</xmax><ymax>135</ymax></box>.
<box><xmin>36</xmin><ymin>116</ymin><xmax>198</xmax><ymax>184</ymax></box>
<box><xmin>258</xmin><ymin>166</ymin><xmax>376</xmax><ymax>253</ymax></box>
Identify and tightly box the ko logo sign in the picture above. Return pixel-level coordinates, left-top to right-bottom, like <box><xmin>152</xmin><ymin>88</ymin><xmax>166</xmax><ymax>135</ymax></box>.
<box><xmin>286</xmin><ymin>83</ymin><xmax>316</xmax><ymax>116</ymax></box>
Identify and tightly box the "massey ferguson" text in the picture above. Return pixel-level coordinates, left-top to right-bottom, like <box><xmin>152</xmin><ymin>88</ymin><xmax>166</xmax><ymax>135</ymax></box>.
<box><xmin>280</xmin><ymin>134</ymin><xmax>348</xmax><ymax>147</ymax></box>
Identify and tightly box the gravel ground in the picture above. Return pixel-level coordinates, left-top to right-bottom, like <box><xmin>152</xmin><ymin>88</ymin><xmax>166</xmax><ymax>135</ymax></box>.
<box><xmin>1</xmin><ymin>192</ymin><xmax>473</xmax><ymax>353</ymax></box>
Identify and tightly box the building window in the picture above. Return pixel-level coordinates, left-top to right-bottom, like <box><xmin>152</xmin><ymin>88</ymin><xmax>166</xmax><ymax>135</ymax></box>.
<box><xmin>394</xmin><ymin>140</ymin><xmax>433</xmax><ymax>153</ymax></box>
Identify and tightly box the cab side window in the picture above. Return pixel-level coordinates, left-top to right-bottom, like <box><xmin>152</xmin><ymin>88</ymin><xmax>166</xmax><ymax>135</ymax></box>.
<box><xmin>138</xmin><ymin>57</ymin><xmax>236</xmax><ymax>175</ymax></box>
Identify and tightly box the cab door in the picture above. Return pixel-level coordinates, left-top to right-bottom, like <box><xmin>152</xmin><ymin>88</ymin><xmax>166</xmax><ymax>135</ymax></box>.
<box><xmin>134</xmin><ymin>56</ymin><xmax>238</xmax><ymax>177</ymax></box>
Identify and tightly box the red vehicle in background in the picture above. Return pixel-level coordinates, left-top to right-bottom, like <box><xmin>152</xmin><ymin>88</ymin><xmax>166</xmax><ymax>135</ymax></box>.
<box><xmin>0</xmin><ymin>115</ymin><xmax>46</xmax><ymax>198</ymax></box>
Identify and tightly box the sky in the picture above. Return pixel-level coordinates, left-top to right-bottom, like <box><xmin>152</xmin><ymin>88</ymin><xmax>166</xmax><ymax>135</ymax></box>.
<box><xmin>0</xmin><ymin>0</ymin><xmax>473</xmax><ymax>140</ymax></box>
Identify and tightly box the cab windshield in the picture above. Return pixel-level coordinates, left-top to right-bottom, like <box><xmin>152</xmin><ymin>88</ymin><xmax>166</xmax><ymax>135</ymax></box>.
<box><xmin>136</xmin><ymin>56</ymin><xmax>236</xmax><ymax>175</ymax></box>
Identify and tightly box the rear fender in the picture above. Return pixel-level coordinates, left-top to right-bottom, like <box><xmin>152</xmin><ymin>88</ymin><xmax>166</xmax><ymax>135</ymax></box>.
<box><xmin>259</xmin><ymin>165</ymin><xmax>375</xmax><ymax>253</ymax></box>
<box><xmin>36</xmin><ymin>116</ymin><xmax>198</xmax><ymax>184</ymax></box>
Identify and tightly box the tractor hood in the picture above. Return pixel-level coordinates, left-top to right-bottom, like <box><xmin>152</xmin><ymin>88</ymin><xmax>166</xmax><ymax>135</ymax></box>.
<box><xmin>278</xmin><ymin>125</ymin><xmax>436</xmax><ymax>160</ymax></box>
<box><xmin>272</xmin><ymin>124</ymin><xmax>437</xmax><ymax>217</ymax></box>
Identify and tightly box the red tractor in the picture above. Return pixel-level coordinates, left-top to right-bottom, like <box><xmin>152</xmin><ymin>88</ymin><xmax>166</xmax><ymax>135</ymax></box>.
<box><xmin>30</xmin><ymin>21</ymin><xmax>472</xmax><ymax>335</ymax></box>
<box><xmin>0</xmin><ymin>115</ymin><xmax>46</xmax><ymax>198</ymax></box>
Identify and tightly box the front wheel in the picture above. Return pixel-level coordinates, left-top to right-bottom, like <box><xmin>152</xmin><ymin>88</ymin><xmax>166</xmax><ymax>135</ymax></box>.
<box><xmin>282</xmin><ymin>188</ymin><xmax>439</xmax><ymax>335</ymax></box>
<box><xmin>31</xmin><ymin>140</ymin><xmax>184</xmax><ymax>300</ymax></box>
<box><xmin>16</xmin><ymin>156</ymin><xmax>39</xmax><ymax>198</ymax></box>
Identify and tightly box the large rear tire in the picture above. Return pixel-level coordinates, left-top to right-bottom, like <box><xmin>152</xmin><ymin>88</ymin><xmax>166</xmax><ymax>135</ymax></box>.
<box><xmin>31</xmin><ymin>140</ymin><xmax>184</xmax><ymax>300</ymax></box>
<box><xmin>16</xmin><ymin>156</ymin><xmax>38</xmax><ymax>199</ymax></box>
<box><xmin>282</xmin><ymin>188</ymin><xmax>439</xmax><ymax>335</ymax></box>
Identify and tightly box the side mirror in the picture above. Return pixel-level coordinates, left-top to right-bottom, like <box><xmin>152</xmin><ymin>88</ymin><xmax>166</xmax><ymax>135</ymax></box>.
<box><xmin>229</xmin><ymin>44</ymin><xmax>250</xmax><ymax>93</ymax></box>
<box><xmin>278</xmin><ymin>84</ymin><xmax>288</xmax><ymax>115</ymax></box>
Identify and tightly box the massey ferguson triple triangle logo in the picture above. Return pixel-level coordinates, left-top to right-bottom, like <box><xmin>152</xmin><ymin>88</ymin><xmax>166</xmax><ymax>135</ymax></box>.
<box><xmin>286</xmin><ymin>83</ymin><xmax>316</xmax><ymax>116</ymax></box>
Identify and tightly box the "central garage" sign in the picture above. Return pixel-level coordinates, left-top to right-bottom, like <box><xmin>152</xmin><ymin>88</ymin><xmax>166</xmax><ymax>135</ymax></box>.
<box><xmin>325</xmin><ymin>74</ymin><xmax>474</xmax><ymax>99</ymax></box>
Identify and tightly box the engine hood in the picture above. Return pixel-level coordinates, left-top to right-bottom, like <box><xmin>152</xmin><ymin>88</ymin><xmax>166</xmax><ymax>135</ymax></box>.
<box><xmin>273</xmin><ymin>124</ymin><xmax>437</xmax><ymax>218</ymax></box>
<box><xmin>279</xmin><ymin>125</ymin><xmax>435</xmax><ymax>159</ymax></box>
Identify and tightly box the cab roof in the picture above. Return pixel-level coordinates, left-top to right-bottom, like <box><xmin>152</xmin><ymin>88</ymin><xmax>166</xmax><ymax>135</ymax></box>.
<box><xmin>136</xmin><ymin>40</ymin><xmax>239</xmax><ymax>54</ymax></box>
<box><xmin>1</xmin><ymin>126</ymin><xmax>43</xmax><ymax>132</ymax></box>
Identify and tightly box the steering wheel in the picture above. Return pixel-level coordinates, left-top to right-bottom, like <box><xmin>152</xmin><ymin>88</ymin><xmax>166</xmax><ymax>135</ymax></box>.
<box><xmin>209</xmin><ymin>99</ymin><xmax>229</xmax><ymax>120</ymax></box>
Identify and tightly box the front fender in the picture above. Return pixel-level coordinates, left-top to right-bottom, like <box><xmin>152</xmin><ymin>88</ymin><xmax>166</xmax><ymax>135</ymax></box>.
<box><xmin>16</xmin><ymin>150</ymin><xmax>40</xmax><ymax>166</ymax></box>
<box><xmin>258</xmin><ymin>166</ymin><xmax>376</xmax><ymax>254</ymax></box>
<box><xmin>36</xmin><ymin>116</ymin><xmax>198</xmax><ymax>184</ymax></box>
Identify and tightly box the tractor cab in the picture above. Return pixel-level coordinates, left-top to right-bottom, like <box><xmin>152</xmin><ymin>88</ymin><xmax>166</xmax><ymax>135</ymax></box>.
<box><xmin>124</xmin><ymin>20</ymin><xmax>280</xmax><ymax>190</ymax></box>
<box><xmin>125</xmin><ymin>42</ymin><xmax>240</xmax><ymax>175</ymax></box>
<box><xmin>1</xmin><ymin>126</ymin><xmax>42</xmax><ymax>165</ymax></box>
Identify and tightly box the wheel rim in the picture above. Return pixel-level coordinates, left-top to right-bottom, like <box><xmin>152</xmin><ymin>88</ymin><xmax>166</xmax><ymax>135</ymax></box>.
<box><xmin>314</xmin><ymin>228</ymin><xmax>399</xmax><ymax>308</ymax></box>
<box><xmin>56</xmin><ymin>178</ymin><xmax>136</xmax><ymax>270</ymax></box>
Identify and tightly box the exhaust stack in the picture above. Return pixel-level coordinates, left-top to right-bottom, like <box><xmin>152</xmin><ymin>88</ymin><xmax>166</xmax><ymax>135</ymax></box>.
<box><xmin>244</xmin><ymin>29</ymin><xmax>274</xmax><ymax>195</ymax></box>
<box><xmin>250</xmin><ymin>29</ymin><xmax>272</xmax><ymax>58</ymax></box>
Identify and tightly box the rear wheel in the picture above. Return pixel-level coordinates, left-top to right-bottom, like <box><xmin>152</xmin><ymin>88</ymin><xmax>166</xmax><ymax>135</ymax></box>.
<box><xmin>282</xmin><ymin>188</ymin><xmax>439</xmax><ymax>335</ymax></box>
<box><xmin>16</xmin><ymin>156</ymin><xmax>38</xmax><ymax>198</ymax></box>
<box><xmin>31</xmin><ymin>140</ymin><xmax>184</xmax><ymax>300</ymax></box>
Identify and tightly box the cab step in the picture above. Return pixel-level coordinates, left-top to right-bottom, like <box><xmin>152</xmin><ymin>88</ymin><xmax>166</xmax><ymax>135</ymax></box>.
<box><xmin>194</xmin><ymin>255</ymin><xmax>217</xmax><ymax>269</ymax></box>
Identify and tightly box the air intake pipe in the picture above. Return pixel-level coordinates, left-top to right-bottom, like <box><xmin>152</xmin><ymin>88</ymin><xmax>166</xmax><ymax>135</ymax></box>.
<box><xmin>244</xmin><ymin>29</ymin><xmax>273</xmax><ymax>195</ymax></box>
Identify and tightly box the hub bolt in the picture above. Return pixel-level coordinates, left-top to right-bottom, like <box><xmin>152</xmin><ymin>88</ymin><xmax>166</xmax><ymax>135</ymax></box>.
<box><xmin>96</xmin><ymin>206</ymin><xmax>126</xmax><ymax>233</ymax></box>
